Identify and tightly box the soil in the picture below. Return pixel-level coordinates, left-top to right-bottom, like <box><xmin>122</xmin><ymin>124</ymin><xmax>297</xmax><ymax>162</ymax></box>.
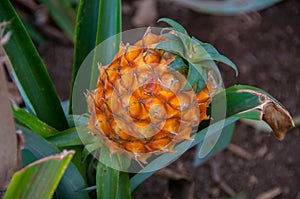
<box><xmin>25</xmin><ymin>0</ymin><xmax>300</xmax><ymax>198</ymax></box>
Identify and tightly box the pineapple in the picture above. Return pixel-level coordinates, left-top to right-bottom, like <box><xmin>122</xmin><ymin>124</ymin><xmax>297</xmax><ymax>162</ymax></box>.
<box><xmin>86</xmin><ymin>19</ymin><xmax>234</xmax><ymax>164</ymax></box>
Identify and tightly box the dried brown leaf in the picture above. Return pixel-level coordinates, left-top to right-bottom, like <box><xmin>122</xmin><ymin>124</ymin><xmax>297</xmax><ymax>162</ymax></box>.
<box><xmin>237</xmin><ymin>89</ymin><xmax>294</xmax><ymax>141</ymax></box>
<box><xmin>262</xmin><ymin>102</ymin><xmax>294</xmax><ymax>140</ymax></box>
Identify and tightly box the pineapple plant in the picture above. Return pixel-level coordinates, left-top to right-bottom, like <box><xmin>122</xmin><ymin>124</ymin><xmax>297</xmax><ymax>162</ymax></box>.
<box><xmin>86</xmin><ymin>19</ymin><xmax>238</xmax><ymax>164</ymax></box>
<box><xmin>1</xmin><ymin>0</ymin><xmax>295</xmax><ymax>198</ymax></box>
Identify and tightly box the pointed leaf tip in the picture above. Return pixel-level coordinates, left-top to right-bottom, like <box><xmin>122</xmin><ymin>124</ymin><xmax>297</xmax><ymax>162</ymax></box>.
<box><xmin>157</xmin><ymin>18</ymin><xmax>187</xmax><ymax>35</ymax></box>
<box><xmin>262</xmin><ymin>102</ymin><xmax>295</xmax><ymax>141</ymax></box>
<box><xmin>236</xmin><ymin>88</ymin><xmax>294</xmax><ymax>140</ymax></box>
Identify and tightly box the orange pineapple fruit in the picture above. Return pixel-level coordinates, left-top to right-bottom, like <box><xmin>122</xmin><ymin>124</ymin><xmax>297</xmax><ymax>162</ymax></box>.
<box><xmin>87</xmin><ymin>28</ymin><xmax>213</xmax><ymax>163</ymax></box>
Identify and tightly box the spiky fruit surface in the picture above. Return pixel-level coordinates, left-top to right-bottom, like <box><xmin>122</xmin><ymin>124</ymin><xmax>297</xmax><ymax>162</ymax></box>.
<box><xmin>87</xmin><ymin>28</ymin><xmax>212</xmax><ymax>163</ymax></box>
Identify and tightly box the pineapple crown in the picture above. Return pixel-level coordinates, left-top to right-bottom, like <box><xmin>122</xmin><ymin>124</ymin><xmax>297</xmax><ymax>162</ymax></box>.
<box><xmin>155</xmin><ymin>18</ymin><xmax>238</xmax><ymax>94</ymax></box>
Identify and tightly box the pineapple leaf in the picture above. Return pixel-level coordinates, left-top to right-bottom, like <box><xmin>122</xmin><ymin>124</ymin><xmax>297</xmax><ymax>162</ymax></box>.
<box><xmin>212</xmin><ymin>54</ymin><xmax>238</xmax><ymax>76</ymax></box>
<box><xmin>96</xmin><ymin>162</ymin><xmax>120</xmax><ymax>199</ymax></box>
<box><xmin>160</xmin><ymin>32</ymin><xmax>193</xmax><ymax>58</ymax></box>
<box><xmin>224</xmin><ymin>85</ymin><xmax>294</xmax><ymax>140</ymax></box>
<box><xmin>13</xmin><ymin>107</ymin><xmax>59</xmax><ymax>138</ymax></box>
<box><xmin>191</xmin><ymin>37</ymin><xmax>238</xmax><ymax>76</ymax></box>
<box><xmin>158</xmin><ymin>18</ymin><xmax>194</xmax><ymax>54</ymax></box>
<box><xmin>191</xmin><ymin>42</ymin><xmax>238</xmax><ymax>76</ymax></box>
<box><xmin>157</xmin><ymin>18</ymin><xmax>187</xmax><ymax>35</ymax></box>
<box><xmin>69</xmin><ymin>0</ymin><xmax>100</xmax><ymax>113</ymax></box>
<box><xmin>195</xmin><ymin>65</ymin><xmax>208</xmax><ymax>93</ymax></box>
<box><xmin>200</xmin><ymin>43</ymin><xmax>219</xmax><ymax>54</ymax></box>
<box><xmin>0</xmin><ymin>0</ymin><xmax>69</xmax><ymax>130</ymax></box>
<box><xmin>95</xmin><ymin>0</ymin><xmax>122</xmax><ymax>46</ymax></box>
<box><xmin>192</xmin><ymin>37</ymin><xmax>224</xmax><ymax>56</ymax></box>
<box><xmin>21</xmin><ymin>127</ymin><xmax>90</xmax><ymax>199</ymax></box>
<box><xmin>99</xmin><ymin>147</ymin><xmax>132</xmax><ymax>172</ymax></box>
<box><xmin>118</xmin><ymin>172</ymin><xmax>132</xmax><ymax>199</ymax></box>
<box><xmin>97</xmin><ymin>148</ymin><xmax>131</xmax><ymax>199</ymax></box>
<box><xmin>184</xmin><ymin>62</ymin><xmax>207</xmax><ymax>93</ymax></box>
<box><xmin>82</xmin><ymin>142</ymin><xmax>102</xmax><ymax>162</ymax></box>
<box><xmin>4</xmin><ymin>150</ymin><xmax>74</xmax><ymax>199</ymax></box>
<box><xmin>155</xmin><ymin>39</ymin><xmax>185</xmax><ymax>56</ymax></box>
<box><xmin>169</xmin><ymin>56</ymin><xmax>188</xmax><ymax>71</ymax></box>
<box><xmin>158</xmin><ymin>19</ymin><xmax>237</xmax><ymax>85</ymax></box>
<box><xmin>178</xmin><ymin>33</ymin><xmax>193</xmax><ymax>56</ymax></box>
<box><xmin>193</xmin><ymin>52</ymin><xmax>238</xmax><ymax>76</ymax></box>
<box><xmin>194</xmin><ymin>122</ymin><xmax>235</xmax><ymax>166</ymax></box>
<box><xmin>161</xmin><ymin>33</ymin><xmax>181</xmax><ymax>41</ymax></box>
<box><xmin>191</xmin><ymin>36</ymin><xmax>203</xmax><ymax>44</ymax></box>
<box><xmin>90</xmin><ymin>0</ymin><xmax>122</xmax><ymax>89</ymax></box>
<box><xmin>185</xmin><ymin>62</ymin><xmax>201</xmax><ymax>89</ymax></box>
<box><xmin>47</xmin><ymin>127</ymin><xmax>84</xmax><ymax>147</ymax></box>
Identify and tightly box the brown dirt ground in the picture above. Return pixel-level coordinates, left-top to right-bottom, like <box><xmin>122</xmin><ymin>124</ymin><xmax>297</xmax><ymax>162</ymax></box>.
<box><xmin>34</xmin><ymin>0</ymin><xmax>300</xmax><ymax>198</ymax></box>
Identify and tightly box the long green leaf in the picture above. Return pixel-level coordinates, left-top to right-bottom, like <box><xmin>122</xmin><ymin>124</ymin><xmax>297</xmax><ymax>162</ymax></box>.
<box><xmin>0</xmin><ymin>0</ymin><xmax>69</xmax><ymax>130</ymax></box>
<box><xmin>96</xmin><ymin>162</ymin><xmax>120</xmax><ymax>199</ymax></box>
<box><xmin>47</xmin><ymin>126</ymin><xmax>96</xmax><ymax>147</ymax></box>
<box><xmin>117</xmin><ymin>172</ymin><xmax>132</xmax><ymax>199</ymax></box>
<box><xmin>13</xmin><ymin>107</ymin><xmax>89</xmax><ymax>147</ymax></box>
<box><xmin>69</xmin><ymin>0</ymin><xmax>100</xmax><ymax>113</ymax></box>
<box><xmin>21</xmin><ymin>127</ymin><xmax>90</xmax><ymax>199</ymax></box>
<box><xmin>37</xmin><ymin>0</ymin><xmax>76</xmax><ymax>41</ymax></box>
<box><xmin>13</xmin><ymin>107</ymin><xmax>59</xmax><ymax>138</ymax></box>
<box><xmin>47</xmin><ymin>128</ymin><xmax>82</xmax><ymax>147</ymax></box>
<box><xmin>95</xmin><ymin>0</ymin><xmax>122</xmax><ymax>46</ymax></box>
<box><xmin>95</xmin><ymin>147</ymin><xmax>132</xmax><ymax>199</ymax></box>
<box><xmin>11</xmin><ymin>71</ymin><xmax>35</xmax><ymax>114</ymax></box>
<box><xmin>89</xmin><ymin>0</ymin><xmax>122</xmax><ymax>89</ymax></box>
<box><xmin>4</xmin><ymin>150</ymin><xmax>74</xmax><ymax>199</ymax></box>
<box><xmin>211</xmin><ymin>85</ymin><xmax>262</xmax><ymax>120</ymax></box>
<box><xmin>194</xmin><ymin>122</ymin><xmax>235</xmax><ymax>166</ymax></box>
